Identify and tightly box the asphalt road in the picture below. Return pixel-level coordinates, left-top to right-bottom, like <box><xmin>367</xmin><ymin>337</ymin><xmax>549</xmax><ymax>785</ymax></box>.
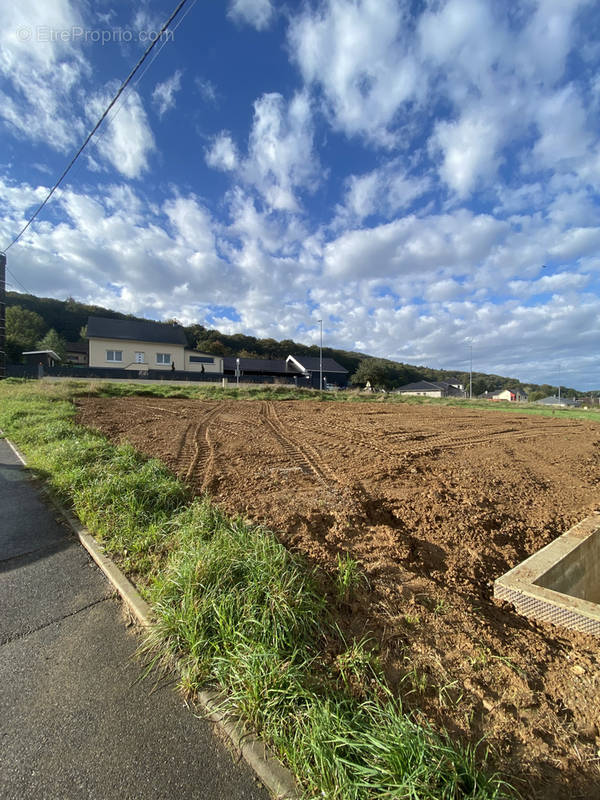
<box><xmin>0</xmin><ymin>437</ymin><xmax>269</xmax><ymax>800</ymax></box>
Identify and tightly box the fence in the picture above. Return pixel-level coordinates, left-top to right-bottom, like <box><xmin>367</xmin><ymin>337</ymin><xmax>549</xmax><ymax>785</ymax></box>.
<box><xmin>5</xmin><ymin>364</ymin><xmax>298</xmax><ymax>385</ymax></box>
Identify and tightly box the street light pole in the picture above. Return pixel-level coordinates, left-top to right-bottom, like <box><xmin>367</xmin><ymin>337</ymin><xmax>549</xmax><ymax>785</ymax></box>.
<box><xmin>318</xmin><ymin>319</ymin><xmax>323</xmax><ymax>391</ymax></box>
<box><xmin>0</xmin><ymin>252</ymin><xmax>6</xmax><ymax>381</ymax></box>
<box><xmin>469</xmin><ymin>342</ymin><xmax>473</xmax><ymax>400</ymax></box>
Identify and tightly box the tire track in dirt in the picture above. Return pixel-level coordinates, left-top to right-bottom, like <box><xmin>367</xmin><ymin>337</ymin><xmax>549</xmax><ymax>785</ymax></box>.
<box><xmin>369</xmin><ymin>424</ymin><xmax>585</xmax><ymax>459</ymax></box>
<box><xmin>259</xmin><ymin>401</ymin><xmax>341</xmax><ymax>488</ymax></box>
<box><xmin>180</xmin><ymin>405</ymin><xmax>221</xmax><ymax>490</ymax></box>
<box><xmin>172</xmin><ymin>422</ymin><xmax>193</xmax><ymax>478</ymax></box>
<box><xmin>284</xmin><ymin>417</ymin><xmax>582</xmax><ymax>468</ymax></box>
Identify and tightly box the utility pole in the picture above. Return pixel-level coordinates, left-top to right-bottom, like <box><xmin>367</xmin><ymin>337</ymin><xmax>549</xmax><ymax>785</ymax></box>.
<box><xmin>0</xmin><ymin>252</ymin><xmax>6</xmax><ymax>380</ymax></box>
<box><xmin>469</xmin><ymin>341</ymin><xmax>473</xmax><ymax>400</ymax></box>
<box><xmin>558</xmin><ymin>363</ymin><xmax>561</xmax><ymax>402</ymax></box>
<box><xmin>318</xmin><ymin>319</ymin><xmax>323</xmax><ymax>391</ymax></box>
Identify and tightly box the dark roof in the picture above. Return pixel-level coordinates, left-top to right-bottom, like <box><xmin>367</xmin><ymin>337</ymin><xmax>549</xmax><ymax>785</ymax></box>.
<box><xmin>65</xmin><ymin>341</ymin><xmax>88</xmax><ymax>353</ymax></box>
<box><xmin>287</xmin><ymin>355</ymin><xmax>348</xmax><ymax>373</ymax></box>
<box><xmin>536</xmin><ymin>396</ymin><xmax>574</xmax><ymax>405</ymax></box>
<box><xmin>223</xmin><ymin>356</ymin><xmax>288</xmax><ymax>374</ymax></box>
<box><xmin>87</xmin><ymin>316</ymin><xmax>188</xmax><ymax>346</ymax></box>
<box><xmin>396</xmin><ymin>381</ymin><xmax>447</xmax><ymax>392</ymax></box>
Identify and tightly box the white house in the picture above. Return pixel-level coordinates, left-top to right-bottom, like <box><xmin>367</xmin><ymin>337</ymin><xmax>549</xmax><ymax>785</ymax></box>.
<box><xmin>86</xmin><ymin>317</ymin><xmax>223</xmax><ymax>373</ymax></box>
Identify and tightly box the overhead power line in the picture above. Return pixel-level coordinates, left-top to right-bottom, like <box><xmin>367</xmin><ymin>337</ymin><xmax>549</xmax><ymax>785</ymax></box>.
<box><xmin>2</xmin><ymin>0</ymin><xmax>191</xmax><ymax>253</ymax></box>
<box><xmin>6</xmin><ymin>266</ymin><xmax>32</xmax><ymax>295</ymax></box>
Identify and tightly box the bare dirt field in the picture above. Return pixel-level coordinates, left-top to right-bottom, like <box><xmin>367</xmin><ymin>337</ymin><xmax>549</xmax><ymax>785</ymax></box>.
<box><xmin>76</xmin><ymin>397</ymin><xmax>600</xmax><ymax>798</ymax></box>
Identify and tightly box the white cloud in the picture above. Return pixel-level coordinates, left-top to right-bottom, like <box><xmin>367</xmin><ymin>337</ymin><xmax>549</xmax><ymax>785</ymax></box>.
<box><xmin>418</xmin><ymin>0</ymin><xmax>503</xmax><ymax>82</ymax></box>
<box><xmin>430</xmin><ymin>111</ymin><xmax>502</xmax><ymax>198</ymax></box>
<box><xmin>0</xmin><ymin>175</ymin><xmax>49</xmax><ymax>219</ymax></box>
<box><xmin>205</xmin><ymin>93</ymin><xmax>320</xmax><ymax>212</ymax></box>
<box><xmin>0</xmin><ymin>0</ymin><xmax>88</xmax><ymax>150</ymax></box>
<box><xmin>2</xmin><ymin>182</ymin><xmax>238</xmax><ymax>310</ymax></box>
<box><xmin>323</xmin><ymin>211</ymin><xmax>507</xmax><ymax>280</ymax></box>
<box><xmin>205</xmin><ymin>132</ymin><xmax>238</xmax><ymax>171</ymax></box>
<box><xmin>152</xmin><ymin>70</ymin><xmax>183</xmax><ymax>117</ymax></box>
<box><xmin>424</xmin><ymin>278</ymin><xmax>463</xmax><ymax>302</ymax></box>
<box><xmin>195</xmin><ymin>77</ymin><xmax>217</xmax><ymax>104</ymax></box>
<box><xmin>516</xmin><ymin>0</ymin><xmax>589</xmax><ymax>85</ymax></box>
<box><xmin>508</xmin><ymin>272</ymin><xmax>590</xmax><ymax>298</ymax></box>
<box><xmin>88</xmin><ymin>89</ymin><xmax>155</xmax><ymax>179</ymax></box>
<box><xmin>228</xmin><ymin>0</ymin><xmax>274</xmax><ymax>31</ymax></box>
<box><xmin>338</xmin><ymin>161</ymin><xmax>431</xmax><ymax>223</ymax></box>
<box><xmin>242</xmin><ymin>92</ymin><xmax>320</xmax><ymax>211</ymax></box>
<box><xmin>289</xmin><ymin>0</ymin><xmax>419</xmax><ymax>146</ymax></box>
<box><xmin>532</xmin><ymin>84</ymin><xmax>592</xmax><ymax>168</ymax></box>
<box><xmin>416</xmin><ymin>0</ymin><xmax>595</xmax><ymax>198</ymax></box>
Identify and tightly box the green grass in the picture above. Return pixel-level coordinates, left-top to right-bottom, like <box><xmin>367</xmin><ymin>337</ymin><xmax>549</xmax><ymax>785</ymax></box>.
<box><xmin>0</xmin><ymin>379</ymin><xmax>516</xmax><ymax>799</ymax></box>
<box><xmin>13</xmin><ymin>375</ymin><xmax>600</xmax><ymax>424</ymax></box>
<box><xmin>335</xmin><ymin>552</ymin><xmax>368</xmax><ymax>603</ymax></box>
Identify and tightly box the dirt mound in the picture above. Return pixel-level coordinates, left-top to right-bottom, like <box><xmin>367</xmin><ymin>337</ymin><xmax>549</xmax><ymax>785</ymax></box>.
<box><xmin>76</xmin><ymin>397</ymin><xmax>600</xmax><ymax>798</ymax></box>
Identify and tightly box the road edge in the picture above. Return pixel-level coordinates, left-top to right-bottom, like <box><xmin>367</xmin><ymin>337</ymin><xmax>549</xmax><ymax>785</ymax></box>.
<box><xmin>2</xmin><ymin>431</ymin><xmax>300</xmax><ymax>800</ymax></box>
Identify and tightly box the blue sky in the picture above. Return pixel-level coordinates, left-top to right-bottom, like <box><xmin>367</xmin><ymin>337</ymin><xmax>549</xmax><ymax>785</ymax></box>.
<box><xmin>1</xmin><ymin>0</ymin><xmax>600</xmax><ymax>388</ymax></box>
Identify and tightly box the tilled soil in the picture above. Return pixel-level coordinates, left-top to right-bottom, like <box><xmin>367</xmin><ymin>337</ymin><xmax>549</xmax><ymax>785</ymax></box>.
<box><xmin>76</xmin><ymin>397</ymin><xmax>600</xmax><ymax>798</ymax></box>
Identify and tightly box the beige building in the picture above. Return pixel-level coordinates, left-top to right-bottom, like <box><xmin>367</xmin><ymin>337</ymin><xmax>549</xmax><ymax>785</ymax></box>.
<box><xmin>87</xmin><ymin>317</ymin><xmax>222</xmax><ymax>373</ymax></box>
<box><xmin>489</xmin><ymin>388</ymin><xmax>528</xmax><ymax>402</ymax></box>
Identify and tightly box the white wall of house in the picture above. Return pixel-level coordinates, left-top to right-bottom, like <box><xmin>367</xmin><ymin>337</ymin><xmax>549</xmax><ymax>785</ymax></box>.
<box><xmin>89</xmin><ymin>338</ymin><xmax>185</xmax><ymax>370</ymax></box>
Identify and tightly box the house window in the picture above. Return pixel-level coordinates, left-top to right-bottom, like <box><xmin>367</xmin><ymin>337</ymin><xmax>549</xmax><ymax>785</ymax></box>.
<box><xmin>156</xmin><ymin>353</ymin><xmax>171</xmax><ymax>365</ymax></box>
<box><xmin>135</xmin><ymin>352</ymin><xmax>145</xmax><ymax>363</ymax></box>
<box><xmin>106</xmin><ymin>350</ymin><xmax>123</xmax><ymax>362</ymax></box>
<box><xmin>189</xmin><ymin>356</ymin><xmax>214</xmax><ymax>364</ymax></box>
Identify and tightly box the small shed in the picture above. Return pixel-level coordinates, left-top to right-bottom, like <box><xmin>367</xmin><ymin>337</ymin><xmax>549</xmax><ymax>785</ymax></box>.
<box><xmin>22</xmin><ymin>350</ymin><xmax>61</xmax><ymax>367</ymax></box>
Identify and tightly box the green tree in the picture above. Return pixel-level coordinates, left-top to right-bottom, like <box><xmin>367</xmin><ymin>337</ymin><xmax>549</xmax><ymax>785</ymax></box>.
<box><xmin>6</xmin><ymin>305</ymin><xmax>46</xmax><ymax>362</ymax></box>
<box><xmin>196</xmin><ymin>339</ymin><xmax>231</xmax><ymax>357</ymax></box>
<box><xmin>37</xmin><ymin>328</ymin><xmax>67</xmax><ymax>361</ymax></box>
<box><xmin>527</xmin><ymin>390</ymin><xmax>545</xmax><ymax>402</ymax></box>
<box><xmin>350</xmin><ymin>359</ymin><xmax>394</xmax><ymax>389</ymax></box>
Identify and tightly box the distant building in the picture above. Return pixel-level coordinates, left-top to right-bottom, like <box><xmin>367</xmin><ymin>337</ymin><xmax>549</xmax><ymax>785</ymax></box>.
<box><xmin>286</xmin><ymin>355</ymin><xmax>349</xmax><ymax>388</ymax></box>
<box><xmin>22</xmin><ymin>350</ymin><xmax>60</xmax><ymax>367</ymax></box>
<box><xmin>444</xmin><ymin>377</ymin><xmax>465</xmax><ymax>391</ymax></box>
<box><xmin>396</xmin><ymin>380</ymin><xmax>466</xmax><ymax>398</ymax></box>
<box><xmin>223</xmin><ymin>356</ymin><xmax>288</xmax><ymax>380</ymax></box>
<box><xmin>481</xmin><ymin>388</ymin><xmax>527</xmax><ymax>402</ymax></box>
<box><xmin>535</xmin><ymin>396</ymin><xmax>577</xmax><ymax>408</ymax></box>
<box><xmin>65</xmin><ymin>341</ymin><xmax>89</xmax><ymax>365</ymax></box>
